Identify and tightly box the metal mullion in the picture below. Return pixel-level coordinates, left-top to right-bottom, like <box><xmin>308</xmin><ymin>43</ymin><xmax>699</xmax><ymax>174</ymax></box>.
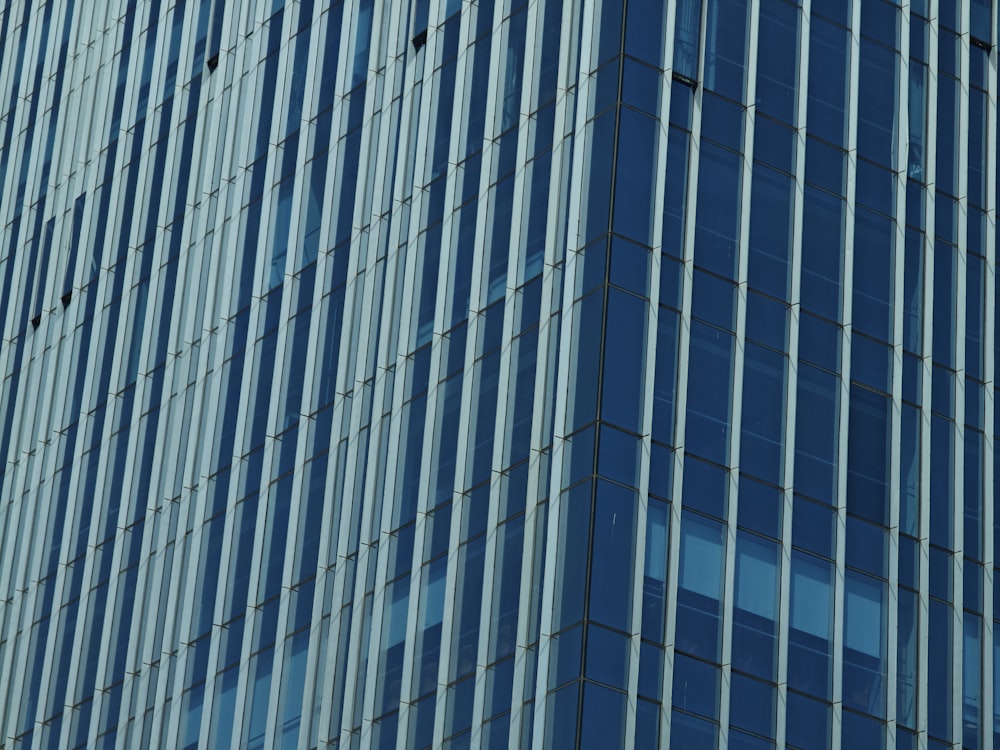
<box><xmin>93</xmin><ymin>0</ymin><xmax>198</xmax><ymax>737</ymax></box>
<box><xmin>224</xmin><ymin>16</ymin><xmax>317</xmax><ymax>750</ymax></box>
<box><xmin>528</xmin><ymin>0</ymin><xmax>599</xmax><ymax>739</ymax></box>
<box><xmin>885</xmin><ymin>4</ymin><xmax>914</xmax><ymax>747</ymax></box>
<box><xmin>825</xmin><ymin>0</ymin><xmax>865</xmax><ymax>745</ymax></box>
<box><xmin>306</xmin><ymin>0</ymin><xmax>385</xmax><ymax>735</ymax></box>
<box><xmin>715</xmin><ymin>0</ymin><xmax>761</xmax><ymax>745</ymax></box>
<box><xmin>122</xmin><ymin>5</ymin><xmax>211</xmax><ymax>731</ymax></box>
<box><xmin>187</xmin><ymin>2</ymin><xmax>281</xmax><ymax>742</ymax></box>
<box><xmin>506</xmin><ymin>0</ymin><xmax>587</xmax><ymax>741</ymax></box>
<box><xmin>320</xmin><ymin>0</ymin><xmax>412</xmax><ymax>742</ymax></box>
<box><xmin>425</xmin><ymin>0</ymin><xmax>507</xmax><ymax>745</ymax></box>
<box><xmin>467</xmin><ymin>0</ymin><xmax>541</xmax><ymax>740</ymax></box>
<box><xmin>142</xmin><ymin>21</ymin><xmax>225</xmax><ymax>736</ymax></box>
<box><xmin>254</xmin><ymin>2</ymin><xmax>338</xmax><ymax>747</ymax></box>
<box><xmin>391</xmin><ymin>0</ymin><xmax>473</xmax><ymax>742</ymax></box>
<box><xmin>290</xmin><ymin>4</ymin><xmax>363</xmax><ymax>740</ymax></box>
<box><xmin>916</xmin><ymin>0</ymin><xmax>940</xmax><ymax>741</ymax></box>
<box><xmin>48</xmin><ymin>13</ymin><xmax>166</xmax><ymax>743</ymax></box>
<box><xmin>31</xmin><ymin>0</ymin><xmax>161</xmax><ymax>740</ymax></box>
<box><xmin>382</xmin><ymin>3</ymin><xmax>473</xmax><ymax>745</ymax></box>
<box><xmin>773</xmin><ymin>1</ymin><xmax>812</xmax><ymax>747</ymax></box>
<box><xmin>350</xmin><ymin>3</ymin><xmax>421</xmax><ymax>741</ymax></box>
<box><xmin>951</xmin><ymin>0</ymin><xmax>973</xmax><ymax>743</ymax></box>
<box><xmin>981</xmin><ymin>2</ymin><xmax>999</xmax><ymax>746</ymax></box>
<box><xmin>657</xmin><ymin>0</ymin><xmax>713</xmax><ymax>740</ymax></box>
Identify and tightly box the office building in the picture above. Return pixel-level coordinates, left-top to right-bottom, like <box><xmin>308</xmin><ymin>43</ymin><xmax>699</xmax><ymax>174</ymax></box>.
<box><xmin>0</xmin><ymin>0</ymin><xmax>998</xmax><ymax>748</ymax></box>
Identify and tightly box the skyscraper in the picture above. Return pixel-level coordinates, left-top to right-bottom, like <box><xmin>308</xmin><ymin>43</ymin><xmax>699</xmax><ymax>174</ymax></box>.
<box><xmin>0</xmin><ymin>0</ymin><xmax>998</xmax><ymax>748</ymax></box>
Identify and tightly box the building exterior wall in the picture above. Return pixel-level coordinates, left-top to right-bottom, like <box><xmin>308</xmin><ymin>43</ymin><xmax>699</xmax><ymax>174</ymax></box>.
<box><xmin>0</xmin><ymin>0</ymin><xmax>998</xmax><ymax>748</ymax></box>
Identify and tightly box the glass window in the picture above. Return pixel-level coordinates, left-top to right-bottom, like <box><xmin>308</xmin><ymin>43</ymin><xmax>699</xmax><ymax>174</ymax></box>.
<box><xmin>897</xmin><ymin>588</ymin><xmax>918</xmax><ymax>729</ymax></box>
<box><xmin>625</xmin><ymin>0</ymin><xmax>666</xmax><ymax>67</ymax></box>
<box><xmin>801</xmin><ymin>186</ymin><xmax>845</xmax><ymax>322</ymax></box>
<box><xmin>652</xmin><ymin>308</ymin><xmax>679</xmax><ymax>446</ymax></box>
<box><xmin>732</xmin><ymin>533</ymin><xmax>779</xmax><ymax>680</ymax></box>
<box><xmin>928</xmin><ymin>599</ymin><xmax>953</xmax><ymax>742</ymax></box>
<box><xmin>847</xmin><ymin>385</ymin><xmax>890</xmax><ymax>525</ymax></box>
<box><xmin>580</xmin><ymin>683</ymin><xmax>626</xmax><ymax>749</ymax></box>
<box><xmin>602</xmin><ymin>289</ymin><xmax>648</xmax><ymax>432</ymax></box>
<box><xmin>673</xmin><ymin>0</ymin><xmax>703</xmax><ymax>79</ymax></box>
<box><xmin>686</xmin><ymin>322</ymin><xmax>734</xmax><ymax>465</ymax></box>
<box><xmin>704</xmin><ymin>0</ymin><xmax>748</xmax><ymax>101</ymax></box>
<box><xmin>695</xmin><ymin>142</ymin><xmax>742</xmax><ymax>279</ymax></box>
<box><xmin>789</xmin><ymin>552</ymin><xmax>834</xmax><ymax>699</ymax></box>
<box><xmin>786</xmin><ymin>689</ymin><xmax>830</xmax><ymax>750</ymax></box>
<box><xmin>844</xmin><ymin>572</ymin><xmax>887</xmax><ymax>717</ymax></box>
<box><xmin>853</xmin><ymin>208</ymin><xmax>895</xmax><ymax>343</ymax></box>
<box><xmin>730</xmin><ymin>673</ymin><xmax>775</xmax><ymax>739</ymax></box>
<box><xmin>755</xmin><ymin>0</ymin><xmax>799</xmax><ymax>123</ymax></box>
<box><xmin>964</xmin><ymin>614</ymin><xmax>983</xmax><ymax>750</ymax></box>
<box><xmin>857</xmin><ymin>39</ymin><xmax>899</xmax><ymax>168</ymax></box>
<box><xmin>748</xmin><ymin>165</ymin><xmax>793</xmax><ymax>300</ymax></box>
<box><xmin>677</xmin><ymin>512</ymin><xmax>725</xmax><ymax>661</ymax></box>
<box><xmin>794</xmin><ymin>364</ymin><xmax>840</xmax><ymax>505</ymax></box>
<box><xmin>673</xmin><ymin>652</ymin><xmax>721</xmax><ymax>719</ymax></box>
<box><xmin>663</xmin><ymin>127</ymin><xmax>691</xmax><ymax>259</ymax></box>
<box><xmin>740</xmin><ymin>344</ymin><xmax>786</xmax><ymax>485</ymax></box>
<box><xmin>589</xmin><ymin>481</ymin><xmax>637</xmax><ymax>631</ymax></box>
<box><xmin>643</xmin><ymin>499</ymin><xmax>669</xmax><ymax>642</ymax></box>
<box><xmin>808</xmin><ymin>18</ymin><xmax>849</xmax><ymax>147</ymax></box>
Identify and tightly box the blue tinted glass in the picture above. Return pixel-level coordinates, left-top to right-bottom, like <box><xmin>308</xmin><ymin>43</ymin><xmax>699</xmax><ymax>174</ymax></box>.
<box><xmin>621</xmin><ymin>58</ymin><xmax>661</xmax><ymax>116</ymax></box>
<box><xmin>692</xmin><ymin>269</ymin><xmax>736</xmax><ymax>330</ymax></box>
<box><xmin>686</xmin><ymin>322</ymin><xmax>734</xmax><ymax>464</ymax></box>
<box><xmin>928</xmin><ymin>599</ymin><xmax>953</xmax><ymax>741</ymax></box>
<box><xmin>609</xmin><ymin>237</ymin><xmax>651</xmax><ymax>298</ymax></box>
<box><xmin>857</xmin><ymin>39</ymin><xmax>898</xmax><ymax>167</ymax></box>
<box><xmin>580</xmin><ymin>683</ymin><xmax>626</xmax><ymax>749</ymax></box>
<box><xmin>585</xmin><ymin>624</ymin><xmax>629</xmax><ymax>689</ymax></box>
<box><xmin>737</xmin><ymin>477</ymin><xmax>782</xmax><ymax>540</ymax></box>
<box><xmin>748</xmin><ymin>165</ymin><xmax>793</xmax><ymax>300</ymax></box>
<box><xmin>695</xmin><ymin>142</ymin><xmax>742</xmax><ymax>279</ymax></box>
<box><xmin>793</xmin><ymin>496</ymin><xmax>836</xmax><ymax>559</ymax></box>
<box><xmin>673</xmin><ymin>0</ymin><xmax>703</xmax><ymax>79</ymax></box>
<box><xmin>663</xmin><ymin>127</ymin><xmax>690</xmax><ymax>258</ymax></box>
<box><xmin>704</xmin><ymin>0</ymin><xmax>748</xmax><ymax>100</ymax></box>
<box><xmin>746</xmin><ymin>292</ymin><xmax>789</xmax><ymax>353</ymax></box>
<box><xmin>588</xmin><ymin>482</ymin><xmax>637</xmax><ymax>631</ymax></box>
<box><xmin>801</xmin><ymin>187</ymin><xmax>845</xmax><ymax>321</ymax></box>
<box><xmin>643</xmin><ymin>498</ymin><xmax>669</xmax><ymax>640</ymax></box>
<box><xmin>683</xmin><ymin>455</ymin><xmax>729</xmax><ymax>520</ymax></box>
<box><xmin>794</xmin><ymin>365</ymin><xmax>840</xmax><ymax>505</ymax></box>
<box><xmin>673</xmin><ymin>653</ymin><xmax>720</xmax><ymax>718</ymax></box>
<box><xmin>733</xmin><ymin>534</ymin><xmax>779</xmax><ymax>679</ymax></box>
<box><xmin>730</xmin><ymin>673</ymin><xmax>775</xmax><ymax>738</ymax></box>
<box><xmin>740</xmin><ymin>344</ymin><xmax>786</xmax><ymax>485</ymax></box>
<box><xmin>786</xmin><ymin>690</ymin><xmax>830</xmax><ymax>750</ymax></box>
<box><xmin>602</xmin><ymin>289</ymin><xmax>648</xmax><ymax>432</ymax></box>
<box><xmin>756</xmin><ymin>0</ymin><xmax>799</xmax><ymax>122</ymax></box>
<box><xmin>701</xmin><ymin>92</ymin><xmax>744</xmax><ymax>151</ymax></box>
<box><xmin>677</xmin><ymin>513</ymin><xmax>725</xmax><ymax>661</ymax></box>
<box><xmin>808</xmin><ymin>18</ymin><xmax>849</xmax><ymax>145</ymax></box>
<box><xmin>853</xmin><ymin>208</ymin><xmax>895</xmax><ymax>342</ymax></box>
<box><xmin>613</xmin><ymin>109</ymin><xmax>658</xmax><ymax>245</ymax></box>
<box><xmin>652</xmin><ymin>309</ymin><xmax>679</xmax><ymax>446</ymax></box>
<box><xmin>789</xmin><ymin>552</ymin><xmax>834</xmax><ymax>698</ymax></box>
<box><xmin>625</xmin><ymin>0</ymin><xmax>666</xmax><ymax>66</ymax></box>
<box><xmin>844</xmin><ymin>572</ymin><xmax>887</xmax><ymax>716</ymax></box>
<box><xmin>670</xmin><ymin>708</ymin><xmax>718</xmax><ymax>748</ymax></box>
<box><xmin>847</xmin><ymin>385</ymin><xmax>890</xmax><ymax>525</ymax></box>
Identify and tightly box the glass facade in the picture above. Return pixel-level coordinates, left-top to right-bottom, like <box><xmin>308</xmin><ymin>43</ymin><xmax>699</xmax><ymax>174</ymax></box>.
<box><xmin>0</xmin><ymin>0</ymin><xmax>998</xmax><ymax>748</ymax></box>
